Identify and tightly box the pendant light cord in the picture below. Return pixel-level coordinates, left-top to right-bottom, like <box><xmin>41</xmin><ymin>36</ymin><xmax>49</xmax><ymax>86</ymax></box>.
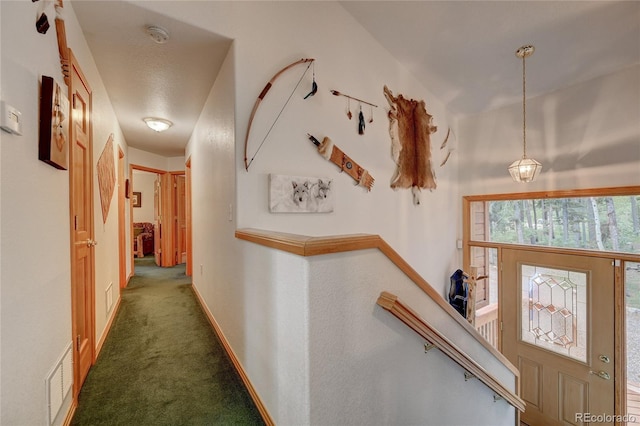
<box><xmin>522</xmin><ymin>53</ymin><xmax>527</xmax><ymax>159</ymax></box>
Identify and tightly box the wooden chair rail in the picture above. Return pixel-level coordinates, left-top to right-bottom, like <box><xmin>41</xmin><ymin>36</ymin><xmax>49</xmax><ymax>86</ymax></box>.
<box><xmin>235</xmin><ymin>228</ymin><xmax>518</xmax><ymax>376</ymax></box>
<box><xmin>377</xmin><ymin>291</ymin><xmax>525</xmax><ymax>412</ymax></box>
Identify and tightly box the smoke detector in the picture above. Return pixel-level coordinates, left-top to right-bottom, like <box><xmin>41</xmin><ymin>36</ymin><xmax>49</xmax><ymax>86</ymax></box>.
<box><xmin>145</xmin><ymin>25</ymin><xmax>170</xmax><ymax>44</ymax></box>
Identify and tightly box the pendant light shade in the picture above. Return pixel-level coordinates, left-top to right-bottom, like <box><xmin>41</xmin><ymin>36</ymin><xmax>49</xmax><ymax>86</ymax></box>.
<box><xmin>508</xmin><ymin>156</ymin><xmax>542</xmax><ymax>183</ymax></box>
<box><xmin>509</xmin><ymin>45</ymin><xmax>542</xmax><ymax>183</ymax></box>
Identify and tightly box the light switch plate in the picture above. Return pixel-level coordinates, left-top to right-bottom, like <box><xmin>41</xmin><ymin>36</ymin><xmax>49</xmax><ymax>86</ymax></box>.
<box><xmin>0</xmin><ymin>101</ymin><xmax>23</xmax><ymax>135</ymax></box>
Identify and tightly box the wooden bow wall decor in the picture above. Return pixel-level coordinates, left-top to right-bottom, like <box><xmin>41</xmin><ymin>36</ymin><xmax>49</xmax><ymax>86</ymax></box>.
<box><xmin>244</xmin><ymin>58</ymin><xmax>316</xmax><ymax>171</ymax></box>
<box><xmin>383</xmin><ymin>85</ymin><xmax>437</xmax><ymax>205</ymax></box>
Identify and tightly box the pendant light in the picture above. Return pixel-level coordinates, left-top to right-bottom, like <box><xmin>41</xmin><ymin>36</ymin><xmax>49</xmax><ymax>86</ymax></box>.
<box><xmin>508</xmin><ymin>45</ymin><xmax>542</xmax><ymax>183</ymax></box>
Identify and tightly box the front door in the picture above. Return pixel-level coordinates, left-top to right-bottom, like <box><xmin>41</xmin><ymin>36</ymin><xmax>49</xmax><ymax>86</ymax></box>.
<box><xmin>502</xmin><ymin>249</ymin><xmax>615</xmax><ymax>426</ymax></box>
<box><xmin>69</xmin><ymin>50</ymin><xmax>95</xmax><ymax>396</ymax></box>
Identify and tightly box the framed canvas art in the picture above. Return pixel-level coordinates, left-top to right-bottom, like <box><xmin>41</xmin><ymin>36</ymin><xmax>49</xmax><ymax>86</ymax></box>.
<box><xmin>269</xmin><ymin>174</ymin><xmax>334</xmax><ymax>213</ymax></box>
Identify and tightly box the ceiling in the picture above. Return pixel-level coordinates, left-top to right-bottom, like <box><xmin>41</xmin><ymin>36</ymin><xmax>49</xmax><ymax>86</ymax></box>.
<box><xmin>72</xmin><ymin>1</ymin><xmax>640</xmax><ymax>158</ymax></box>
<box><xmin>72</xmin><ymin>1</ymin><xmax>232</xmax><ymax>157</ymax></box>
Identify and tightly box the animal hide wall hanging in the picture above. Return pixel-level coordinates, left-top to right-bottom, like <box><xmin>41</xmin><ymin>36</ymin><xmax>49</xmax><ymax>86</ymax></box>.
<box><xmin>383</xmin><ymin>85</ymin><xmax>437</xmax><ymax>205</ymax></box>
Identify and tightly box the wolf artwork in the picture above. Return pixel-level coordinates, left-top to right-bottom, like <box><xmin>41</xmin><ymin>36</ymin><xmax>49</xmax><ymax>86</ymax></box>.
<box><xmin>269</xmin><ymin>174</ymin><xmax>334</xmax><ymax>213</ymax></box>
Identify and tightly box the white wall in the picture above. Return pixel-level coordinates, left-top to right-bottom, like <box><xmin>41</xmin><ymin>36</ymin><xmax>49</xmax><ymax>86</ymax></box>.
<box><xmin>139</xmin><ymin>0</ymin><xmax>461</xmax><ymax>297</ymax></box>
<box><xmin>132</xmin><ymin>171</ymin><xmax>156</xmax><ymax>223</ymax></box>
<box><xmin>307</xmin><ymin>248</ymin><xmax>515</xmax><ymax>425</ymax></box>
<box><xmin>458</xmin><ymin>64</ymin><xmax>640</xmax><ymax>196</ymax></box>
<box><xmin>0</xmin><ymin>1</ymin><xmax>128</xmax><ymax>423</ymax></box>
<box><xmin>171</xmin><ymin>1</ymin><xmax>487</xmax><ymax>424</ymax></box>
<box><xmin>233</xmin><ymin>2</ymin><xmax>461</xmax><ymax>293</ymax></box>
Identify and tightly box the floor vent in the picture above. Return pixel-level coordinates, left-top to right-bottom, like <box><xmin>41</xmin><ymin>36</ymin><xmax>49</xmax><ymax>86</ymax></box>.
<box><xmin>46</xmin><ymin>342</ymin><xmax>73</xmax><ymax>425</ymax></box>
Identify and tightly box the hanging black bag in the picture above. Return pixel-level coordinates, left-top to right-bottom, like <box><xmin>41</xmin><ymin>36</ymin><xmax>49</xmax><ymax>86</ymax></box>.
<box><xmin>449</xmin><ymin>269</ymin><xmax>468</xmax><ymax>318</ymax></box>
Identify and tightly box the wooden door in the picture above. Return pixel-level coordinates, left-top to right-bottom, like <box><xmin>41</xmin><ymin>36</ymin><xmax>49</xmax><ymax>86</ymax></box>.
<box><xmin>175</xmin><ymin>175</ymin><xmax>187</xmax><ymax>264</ymax></box>
<box><xmin>69</xmin><ymin>50</ymin><xmax>95</xmax><ymax>396</ymax></box>
<box><xmin>502</xmin><ymin>249</ymin><xmax>615</xmax><ymax>426</ymax></box>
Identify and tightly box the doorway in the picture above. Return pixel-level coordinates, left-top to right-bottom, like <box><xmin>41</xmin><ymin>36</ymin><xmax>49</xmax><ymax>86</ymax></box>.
<box><xmin>502</xmin><ymin>249</ymin><xmax>615</xmax><ymax>425</ymax></box>
<box><xmin>131</xmin><ymin>169</ymin><xmax>161</xmax><ymax>265</ymax></box>
<box><xmin>130</xmin><ymin>165</ymin><xmax>186</xmax><ymax>271</ymax></box>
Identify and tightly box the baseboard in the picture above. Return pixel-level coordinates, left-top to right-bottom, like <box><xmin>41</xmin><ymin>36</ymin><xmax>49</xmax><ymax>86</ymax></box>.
<box><xmin>62</xmin><ymin>399</ymin><xmax>77</xmax><ymax>426</ymax></box>
<box><xmin>95</xmin><ymin>296</ymin><xmax>122</xmax><ymax>359</ymax></box>
<box><xmin>190</xmin><ymin>284</ymin><xmax>275</xmax><ymax>426</ymax></box>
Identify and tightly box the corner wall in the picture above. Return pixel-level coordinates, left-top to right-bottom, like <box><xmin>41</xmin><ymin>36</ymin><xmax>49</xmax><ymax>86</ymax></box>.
<box><xmin>137</xmin><ymin>0</ymin><xmax>461</xmax><ymax>298</ymax></box>
<box><xmin>175</xmin><ymin>1</ymin><xmax>469</xmax><ymax>424</ymax></box>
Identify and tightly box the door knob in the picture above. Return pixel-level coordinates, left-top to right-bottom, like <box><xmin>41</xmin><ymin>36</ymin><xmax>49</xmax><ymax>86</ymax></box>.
<box><xmin>590</xmin><ymin>370</ymin><xmax>611</xmax><ymax>380</ymax></box>
<box><xmin>599</xmin><ymin>355</ymin><xmax>611</xmax><ymax>363</ymax></box>
<box><xmin>86</xmin><ymin>239</ymin><xmax>97</xmax><ymax>247</ymax></box>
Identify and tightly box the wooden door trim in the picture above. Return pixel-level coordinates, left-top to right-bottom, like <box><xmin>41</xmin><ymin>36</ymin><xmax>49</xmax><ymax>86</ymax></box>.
<box><xmin>129</xmin><ymin>165</ymin><xmax>134</xmax><ymax>277</ymax></box>
<box><xmin>185</xmin><ymin>156</ymin><xmax>192</xmax><ymax>276</ymax></box>
<box><xmin>68</xmin><ymin>49</ymin><xmax>95</xmax><ymax>398</ymax></box>
<box><xmin>118</xmin><ymin>145</ymin><xmax>127</xmax><ymax>288</ymax></box>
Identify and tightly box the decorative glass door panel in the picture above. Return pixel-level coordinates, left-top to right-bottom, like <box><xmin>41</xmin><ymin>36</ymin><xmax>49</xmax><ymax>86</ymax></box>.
<box><xmin>520</xmin><ymin>264</ymin><xmax>586</xmax><ymax>362</ymax></box>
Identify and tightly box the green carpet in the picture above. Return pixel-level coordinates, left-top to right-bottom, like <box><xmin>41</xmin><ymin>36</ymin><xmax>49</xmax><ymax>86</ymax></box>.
<box><xmin>71</xmin><ymin>257</ymin><xmax>265</xmax><ymax>425</ymax></box>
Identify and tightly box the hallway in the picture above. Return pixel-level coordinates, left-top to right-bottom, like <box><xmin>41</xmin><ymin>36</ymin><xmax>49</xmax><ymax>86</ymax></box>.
<box><xmin>71</xmin><ymin>258</ymin><xmax>264</xmax><ymax>425</ymax></box>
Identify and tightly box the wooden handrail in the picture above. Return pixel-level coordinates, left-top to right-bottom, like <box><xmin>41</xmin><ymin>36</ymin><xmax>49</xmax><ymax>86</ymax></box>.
<box><xmin>235</xmin><ymin>228</ymin><xmax>518</xmax><ymax>376</ymax></box>
<box><xmin>377</xmin><ymin>291</ymin><xmax>525</xmax><ymax>412</ymax></box>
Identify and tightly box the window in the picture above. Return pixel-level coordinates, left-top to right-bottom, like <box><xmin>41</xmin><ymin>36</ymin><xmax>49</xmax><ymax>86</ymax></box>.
<box><xmin>469</xmin><ymin>194</ymin><xmax>640</xmax><ymax>255</ymax></box>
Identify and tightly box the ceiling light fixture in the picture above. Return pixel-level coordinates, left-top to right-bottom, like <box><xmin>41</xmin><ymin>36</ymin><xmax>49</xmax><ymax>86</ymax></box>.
<box><xmin>508</xmin><ymin>45</ymin><xmax>542</xmax><ymax>183</ymax></box>
<box><xmin>145</xmin><ymin>25</ymin><xmax>170</xmax><ymax>44</ymax></box>
<box><xmin>143</xmin><ymin>117</ymin><xmax>173</xmax><ymax>132</ymax></box>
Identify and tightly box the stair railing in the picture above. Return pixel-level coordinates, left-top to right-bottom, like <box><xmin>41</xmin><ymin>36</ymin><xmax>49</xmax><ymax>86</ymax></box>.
<box><xmin>377</xmin><ymin>291</ymin><xmax>525</xmax><ymax>412</ymax></box>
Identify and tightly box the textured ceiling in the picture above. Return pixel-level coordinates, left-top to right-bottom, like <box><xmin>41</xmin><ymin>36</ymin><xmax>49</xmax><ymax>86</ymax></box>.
<box><xmin>71</xmin><ymin>1</ymin><xmax>639</xmax><ymax>157</ymax></box>
<box><xmin>72</xmin><ymin>1</ymin><xmax>232</xmax><ymax>157</ymax></box>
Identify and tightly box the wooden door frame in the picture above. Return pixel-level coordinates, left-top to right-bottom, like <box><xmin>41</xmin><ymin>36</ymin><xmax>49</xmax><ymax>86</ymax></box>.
<box><xmin>501</xmin><ymin>248</ymin><xmax>615</xmax><ymax>425</ymax></box>
<box><xmin>130</xmin><ymin>164</ymin><xmax>164</xmax><ymax>274</ymax></box>
<box><xmin>68</xmin><ymin>49</ymin><xmax>95</xmax><ymax>399</ymax></box>
<box><xmin>118</xmin><ymin>146</ymin><xmax>127</xmax><ymax>288</ymax></box>
<box><xmin>186</xmin><ymin>156</ymin><xmax>192</xmax><ymax>276</ymax></box>
<box><xmin>130</xmin><ymin>165</ymin><xmax>185</xmax><ymax>269</ymax></box>
<box><xmin>462</xmin><ymin>185</ymin><xmax>640</xmax><ymax>421</ymax></box>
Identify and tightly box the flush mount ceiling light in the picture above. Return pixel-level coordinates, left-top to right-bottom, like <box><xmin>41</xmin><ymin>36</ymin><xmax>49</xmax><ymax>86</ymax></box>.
<box><xmin>508</xmin><ymin>45</ymin><xmax>542</xmax><ymax>183</ymax></box>
<box><xmin>145</xmin><ymin>25</ymin><xmax>170</xmax><ymax>44</ymax></box>
<box><xmin>143</xmin><ymin>117</ymin><xmax>173</xmax><ymax>132</ymax></box>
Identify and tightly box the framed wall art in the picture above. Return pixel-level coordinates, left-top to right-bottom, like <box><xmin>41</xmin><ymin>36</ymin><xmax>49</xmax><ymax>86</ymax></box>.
<box><xmin>132</xmin><ymin>192</ymin><xmax>142</xmax><ymax>208</ymax></box>
<box><xmin>38</xmin><ymin>75</ymin><xmax>69</xmax><ymax>170</ymax></box>
<box><xmin>269</xmin><ymin>174</ymin><xmax>334</xmax><ymax>213</ymax></box>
